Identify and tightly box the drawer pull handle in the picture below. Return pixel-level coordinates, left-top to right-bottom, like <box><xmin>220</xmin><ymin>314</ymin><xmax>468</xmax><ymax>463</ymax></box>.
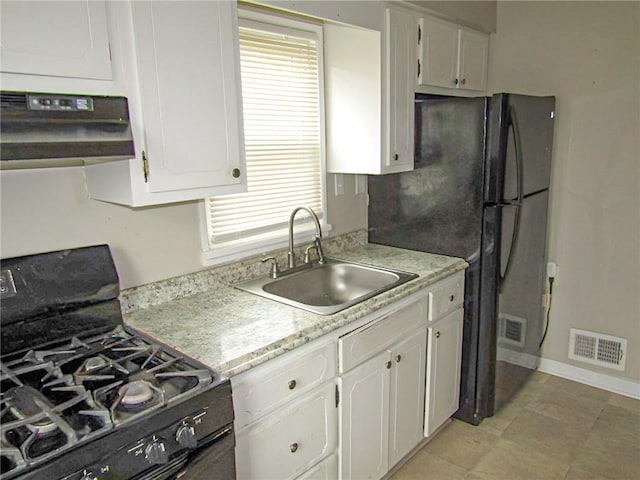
<box><xmin>396</xmin><ymin>355</ymin><xmax>402</xmax><ymax>363</ymax></box>
<box><xmin>288</xmin><ymin>380</ymin><xmax>297</xmax><ymax>390</ymax></box>
<box><xmin>449</xmin><ymin>295</ymin><xmax>455</xmax><ymax>302</ymax></box>
<box><xmin>385</xmin><ymin>361</ymin><xmax>392</xmax><ymax>369</ymax></box>
<box><xmin>290</xmin><ymin>442</ymin><xmax>299</xmax><ymax>453</ymax></box>
<box><xmin>435</xmin><ymin>331</ymin><xmax>441</xmax><ymax>339</ymax></box>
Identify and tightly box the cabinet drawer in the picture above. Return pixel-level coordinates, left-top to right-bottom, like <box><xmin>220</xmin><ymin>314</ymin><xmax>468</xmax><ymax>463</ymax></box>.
<box><xmin>233</xmin><ymin>340</ymin><xmax>336</xmax><ymax>428</ymax></box>
<box><xmin>296</xmin><ymin>453</ymin><xmax>338</xmax><ymax>480</ymax></box>
<box><xmin>428</xmin><ymin>273</ymin><xmax>464</xmax><ymax>321</ymax></box>
<box><xmin>235</xmin><ymin>382</ymin><xmax>338</xmax><ymax>480</ymax></box>
<box><xmin>339</xmin><ymin>298</ymin><xmax>426</xmax><ymax>373</ymax></box>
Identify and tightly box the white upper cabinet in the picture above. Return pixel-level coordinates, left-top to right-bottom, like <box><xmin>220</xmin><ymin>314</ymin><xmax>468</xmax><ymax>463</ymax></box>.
<box><xmin>128</xmin><ymin>0</ymin><xmax>244</xmax><ymax>194</ymax></box>
<box><xmin>457</xmin><ymin>29</ymin><xmax>489</xmax><ymax>91</ymax></box>
<box><xmin>84</xmin><ymin>0</ymin><xmax>246</xmax><ymax>206</ymax></box>
<box><xmin>0</xmin><ymin>0</ymin><xmax>112</xmax><ymax>81</ymax></box>
<box><xmin>384</xmin><ymin>7</ymin><xmax>416</xmax><ymax>173</ymax></box>
<box><xmin>418</xmin><ymin>16</ymin><xmax>488</xmax><ymax>92</ymax></box>
<box><xmin>324</xmin><ymin>7</ymin><xmax>415</xmax><ymax>175</ymax></box>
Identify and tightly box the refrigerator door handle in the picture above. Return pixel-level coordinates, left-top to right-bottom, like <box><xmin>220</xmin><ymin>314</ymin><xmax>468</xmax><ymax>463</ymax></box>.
<box><xmin>499</xmin><ymin>203</ymin><xmax>521</xmax><ymax>285</ymax></box>
<box><xmin>500</xmin><ymin>107</ymin><xmax>524</xmax><ymax>286</ymax></box>
<box><xmin>509</xmin><ymin>106</ymin><xmax>524</xmax><ymax>205</ymax></box>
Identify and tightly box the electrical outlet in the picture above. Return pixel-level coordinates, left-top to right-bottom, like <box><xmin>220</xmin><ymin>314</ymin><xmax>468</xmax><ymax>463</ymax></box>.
<box><xmin>355</xmin><ymin>175</ymin><xmax>367</xmax><ymax>195</ymax></box>
<box><xmin>334</xmin><ymin>174</ymin><xmax>345</xmax><ymax>196</ymax></box>
<box><xmin>547</xmin><ymin>261</ymin><xmax>558</xmax><ymax>283</ymax></box>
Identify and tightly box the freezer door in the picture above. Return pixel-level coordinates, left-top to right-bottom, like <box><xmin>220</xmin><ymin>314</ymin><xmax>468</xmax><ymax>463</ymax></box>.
<box><xmin>506</xmin><ymin>95</ymin><xmax>555</xmax><ymax>197</ymax></box>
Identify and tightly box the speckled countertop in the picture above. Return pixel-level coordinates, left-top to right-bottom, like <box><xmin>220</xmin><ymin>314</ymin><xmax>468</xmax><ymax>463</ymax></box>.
<box><xmin>123</xmin><ymin>240</ymin><xmax>466</xmax><ymax>378</ymax></box>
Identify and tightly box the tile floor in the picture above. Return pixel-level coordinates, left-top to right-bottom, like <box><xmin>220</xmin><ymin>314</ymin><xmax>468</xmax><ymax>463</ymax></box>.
<box><xmin>391</xmin><ymin>372</ymin><xmax>640</xmax><ymax>480</ymax></box>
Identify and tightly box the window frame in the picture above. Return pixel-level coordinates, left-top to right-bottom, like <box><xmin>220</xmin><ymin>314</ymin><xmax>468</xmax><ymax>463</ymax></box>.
<box><xmin>200</xmin><ymin>7</ymin><xmax>330</xmax><ymax>266</ymax></box>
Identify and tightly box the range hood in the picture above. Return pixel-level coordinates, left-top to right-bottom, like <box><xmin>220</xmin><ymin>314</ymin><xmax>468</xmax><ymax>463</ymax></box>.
<box><xmin>0</xmin><ymin>91</ymin><xmax>135</xmax><ymax>168</ymax></box>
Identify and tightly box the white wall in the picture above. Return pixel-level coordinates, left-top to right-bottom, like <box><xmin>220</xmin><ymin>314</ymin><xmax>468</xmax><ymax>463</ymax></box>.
<box><xmin>488</xmin><ymin>1</ymin><xmax>640</xmax><ymax>383</ymax></box>
<box><xmin>408</xmin><ymin>1</ymin><xmax>496</xmax><ymax>32</ymax></box>
<box><xmin>0</xmin><ymin>167</ymin><xmax>366</xmax><ymax>289</ymax></box>
<box><xmin>257</xmin><ymin>1</ymin><xmax>497</xmax><ymax>32</ymax></box>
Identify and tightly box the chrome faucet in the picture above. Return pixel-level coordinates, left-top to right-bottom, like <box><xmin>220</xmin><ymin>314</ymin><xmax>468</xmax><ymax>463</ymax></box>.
<box><xmin>287</xmin><ymin>206</ymin><xmax>326</xmax><ymax>269</ymax></box>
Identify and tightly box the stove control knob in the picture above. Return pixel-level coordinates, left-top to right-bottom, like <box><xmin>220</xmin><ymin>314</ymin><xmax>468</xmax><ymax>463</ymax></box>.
<box><xmin>176</xmin><ymin>422</ymin><xmax>197</xmax><ymax>449</ymax></box>
<box><xmin>145</xmin><ymin>438</ymin><xmax>169</xmax><ymax>465</ymax></box>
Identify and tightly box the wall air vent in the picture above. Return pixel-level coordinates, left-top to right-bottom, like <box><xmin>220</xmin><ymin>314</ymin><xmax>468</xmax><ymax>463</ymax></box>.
<box><xmin>498</xmin><ymin>314</ymin><xmax>526</xmax><ymax>348</ymax></box>
<box><xmin>568</xmin><ymin>328</ymin><xmax>626</xmax><ymax>371</ymax></box>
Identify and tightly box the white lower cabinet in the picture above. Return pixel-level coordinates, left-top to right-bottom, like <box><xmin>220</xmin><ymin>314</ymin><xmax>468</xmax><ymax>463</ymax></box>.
<box><xmin>389</xmin><ymin>328</ymin><xmax>428</xmax><ymax>466</ymax></box>
<box><xmin>340</xmin><ymin>349</ymin><xmax>391</xmax><ymax>480</ymax></box>
<box><xmin>232</xmin><ymin>338</ymin><xmax>338</xmax><ymax>480</ymax></box>
<box><xmin>296</xmin><ymin>453</ymin><xmax>338</xmax><ymax>480</ymax></box>
<box><xmin>235</xmin><ymin>381</ymin><xmax>337</xmax><ymax>480</ymax></box>
<box><xmin>425</xmin><ymin>308</ymin><xmax>464</xmax><ymax>436</ymax></box>
<box><xmin>424</xmin><ymin>271</ymin><xmax>465</xmax><ymax>437</ymax></box>
<box><xmin>339</xmin><ymin>296</ymin><xmax>428</xmax><ymax>480</ymax></box>
<box><xmin>232</xmin><ymin>272</ymin><xmax>465</xmax><ymax>480</ymax></box>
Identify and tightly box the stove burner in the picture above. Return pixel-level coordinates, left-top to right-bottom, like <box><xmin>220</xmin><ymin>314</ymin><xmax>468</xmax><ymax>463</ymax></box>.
<box><xmin>5</xmin><ymin>386</ymin><xmax>58</xmax><ymax>435</ymax></box>
<box><xmin>118</xmin><ymin>380</ymin><xmax>155</xmax><ymax>406</ymax></box>
<box><xmin>84</xmin><ymin>356</ymin><xmax>108</xmax><ymax>370</ymax></box>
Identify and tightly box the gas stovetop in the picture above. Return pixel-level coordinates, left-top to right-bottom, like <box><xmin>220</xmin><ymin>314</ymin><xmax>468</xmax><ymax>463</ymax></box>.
<box><xmin>0</xmin><ymin>245</ymin><xmax>233</xmax><ymax>480</ymax></box>
<box><xmin>1</xmin><ymin>325</ymin><xmax>217</xmax><ymax>475</ymax></box>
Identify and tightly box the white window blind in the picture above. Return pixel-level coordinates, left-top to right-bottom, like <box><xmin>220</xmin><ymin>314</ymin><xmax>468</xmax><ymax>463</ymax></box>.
<box><xmin>205</xmin><ymin>20</ymin><xmax>323</xmax><ymax>248</ymax></box>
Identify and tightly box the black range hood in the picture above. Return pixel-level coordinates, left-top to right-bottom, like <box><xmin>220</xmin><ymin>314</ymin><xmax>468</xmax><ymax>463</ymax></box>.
<box><xmin>0</xmin><ymin>90</ymin><xmax>135</xmax><ymax>168</ymax></box>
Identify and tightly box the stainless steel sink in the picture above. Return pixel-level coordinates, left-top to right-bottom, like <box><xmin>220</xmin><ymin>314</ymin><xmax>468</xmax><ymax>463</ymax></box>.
<box><xmin>234</xmin><ymin>258</ymin><xmax>418</xmax><ymax>315</ymax></box>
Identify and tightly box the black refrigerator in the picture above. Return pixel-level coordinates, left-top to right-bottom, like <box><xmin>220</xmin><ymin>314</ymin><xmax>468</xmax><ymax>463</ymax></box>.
<box><xmin>368</xmin><ymin>93</ymin><xmax>555</xmax><ymax>425</ymax></box>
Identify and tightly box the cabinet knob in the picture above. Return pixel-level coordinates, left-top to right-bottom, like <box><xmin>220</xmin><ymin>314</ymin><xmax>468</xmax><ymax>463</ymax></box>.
<box><xmin>461</xmin><ymin>78</ymin><xmax>466</xmax><ymax>85</ymax></box>
<box><xmin>395</xmin><ymin>355</ymin><xmax>402</xmax><ymax>363</ymax></box>
<box><xmin>449</xmin><ymin>295</ymin><xmax>455</xmax><ymax>302</ymax></box>
<box><xmin>454</xmin><ymin>78</ymin><xmax>459</xmax><ymax>85</ymax></box>
<box><xmin>290</xmin><ymin>442</ymin><xmax>299</xmax><ymax>453</ymax></box>
<box><xmin>435</xmin><ymin>331</ymin><xmax>441</xmax><ymax>339</ymax></box>
<box><xmin>385</xmin><ymin>360</ymin><xmax>392</xmax><ymax>369</ymax></box>
<box><xmin>231</xmin><ymin>168</ymin><xmax>241</xmax><ymax>178</ymax></box>
<box><xmin>393</xmin><ymin>153</ymin><xmax>399</xmax><ymax>161</ymax></box>
<box><xmin>288</xmin><ymin>379</ymin><xmax>297</xmax><ymax>390</ymax></box>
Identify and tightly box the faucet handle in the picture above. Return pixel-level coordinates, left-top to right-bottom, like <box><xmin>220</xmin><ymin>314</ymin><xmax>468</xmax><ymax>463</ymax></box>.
<box><xmin>261</xmin><ymin>256</ymin><xmax>280</xmax><ymax>278</ymax></box>
<box><xmin>303</xmin><ymin>243</ymin><xmax>318</xmax><ymax>264</ymax></box>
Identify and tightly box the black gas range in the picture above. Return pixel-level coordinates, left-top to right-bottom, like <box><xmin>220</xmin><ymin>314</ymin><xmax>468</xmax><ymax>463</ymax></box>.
<box><xmin>0</xmin><ymin>245</ymin><xmax>235</xmax><ymax>480</ymax></box>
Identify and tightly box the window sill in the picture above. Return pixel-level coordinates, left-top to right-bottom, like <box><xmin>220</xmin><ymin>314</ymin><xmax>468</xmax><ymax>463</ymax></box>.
<box><xmin>201</xmin><ymin>222</ymin><xmax>333</xmax><ymax>267</ymax></box>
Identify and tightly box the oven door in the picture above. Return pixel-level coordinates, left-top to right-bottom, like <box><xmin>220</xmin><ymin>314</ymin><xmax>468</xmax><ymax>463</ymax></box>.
<box><xmin>174</xmin><ymin>427</ymin><xmax>235</xmax><ymax>480</ymax></box>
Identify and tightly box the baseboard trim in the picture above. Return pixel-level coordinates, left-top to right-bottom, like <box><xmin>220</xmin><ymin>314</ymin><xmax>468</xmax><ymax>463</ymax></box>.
<box><xmin>538</xmin><ymin>357</ymin><xmax>640</xmax><ymax>400</ymax></box>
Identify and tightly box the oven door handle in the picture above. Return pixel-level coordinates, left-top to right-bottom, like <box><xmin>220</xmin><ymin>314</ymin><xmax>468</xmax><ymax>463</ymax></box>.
<box><xmin>175</xmin><ymin>426</ymin><xmax>235</xmax><ymax>480</ymax></box>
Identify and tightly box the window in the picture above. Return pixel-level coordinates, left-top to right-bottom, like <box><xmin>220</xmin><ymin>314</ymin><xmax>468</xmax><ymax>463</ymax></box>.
<box><xmin>203</xmin><ymin>13</ymin><xmax>326</xmax><ymax>264</ymax></box>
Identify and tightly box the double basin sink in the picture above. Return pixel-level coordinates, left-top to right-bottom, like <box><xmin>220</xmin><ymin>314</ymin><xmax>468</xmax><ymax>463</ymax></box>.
<box><xmin>234</xmin><ymin>258</ymin><xmax>418</xmax><ymax>315</ymax></box>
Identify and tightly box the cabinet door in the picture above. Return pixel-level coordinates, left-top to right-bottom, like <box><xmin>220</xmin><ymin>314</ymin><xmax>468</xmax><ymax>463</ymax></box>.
<box><xmin>131</xmin><ymin>0</ymin><xmax>245</xmax><ymax>193</ymax></box>
<box><xmin>388</xmin><ymin>326</ymin><xmax>427</xmax><ymax>467</ymax></box>
<box><xmin>340</xmin><ymin>350</ymin><xmax>390</xmax><ymax>480</ymax></box>
<box><xmin>457</xmin><ymin>29</ymin><xmax>488</xmax><ymax>91</ymax></box>
<box><xmin>0</xmin><ymin>0</ymin><xmax>112</xmax><ymax>80</ymax></box>
<box><xmin>235</xmin><ymin>382</ymin><xmax>338</xmax><ymax>480</ymax></box>
<box><xmin>425</xmin><ymin>308</ymin><xmax>464</xmax><ymax>436</ymax></box>
<box><xmin>384</xmin><ymin>8</ymin><xmax>415</xmax><ymax>173</ymax></box>
<box><xmin>418</xmin><ymin>16</ymin><xmax>458</xmax><ymax>89</ymax></box>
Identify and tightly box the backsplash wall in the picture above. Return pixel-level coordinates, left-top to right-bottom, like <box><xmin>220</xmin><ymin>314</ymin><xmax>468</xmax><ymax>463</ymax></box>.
<box><xmin>0</xmin><ymin>167</ymin><xmax>366</xmax><ymax>289</ymax></box>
